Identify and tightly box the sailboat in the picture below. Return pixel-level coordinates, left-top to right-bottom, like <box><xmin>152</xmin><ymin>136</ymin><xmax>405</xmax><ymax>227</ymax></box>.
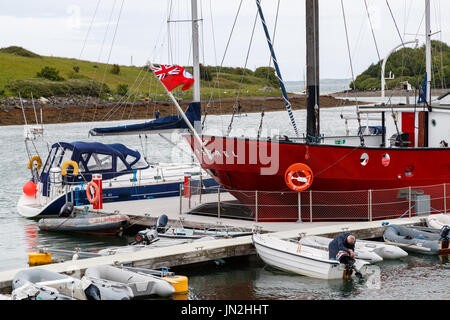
<box><xmin>16</xmin><ymin>2</ymin><xmax>217</xmax><ymax>218</ymax></box>
<box><xmin>185</xmin><ymin>0</ymin><xmax>450</xmax><ymax>222</ymax></box>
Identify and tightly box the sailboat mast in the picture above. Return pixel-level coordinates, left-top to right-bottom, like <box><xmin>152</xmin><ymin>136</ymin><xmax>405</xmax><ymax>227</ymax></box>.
<box><xmin>425</xmin><ymin>0</ymin><xmax>431</xmax><ymax>105</ymax></box>
<box><xmin>191</xmin><ymin>0</ymin><xmax>201</xmax><ymax>103</ymax></box>
<box><xmin>306</xmin><ymin>0</ymin><xmax>320</xmax><ymax>142</ymax></box>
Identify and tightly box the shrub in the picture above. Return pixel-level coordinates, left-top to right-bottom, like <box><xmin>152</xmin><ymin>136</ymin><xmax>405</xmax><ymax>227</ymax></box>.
<box><xmin>110</xmin><ymin>64</ymin><xmax>120</xmax><ymax>75</ymax></box>
<box><xmin>116</xmin><ymin>83</ymin><xmax>129</xmax><ymax>96</ymax></box>
<box><xmin>73</xmin><ymin>66</ymin><xmax>80</xmax><ymax>73</ymax></box>
<box><xmin>6</xmin><ymin>79</ymin><xmax>110</xmax><ymax>98</ymax></box>
<box><xmin>254</xmin><ymin>66</ymin><xmax>278</xmax><ymax>87</ymax></box>
<box><xmin>36</xmin><ymin>66</ymin><xmax>65</xmax><ymax>81</ymax></box>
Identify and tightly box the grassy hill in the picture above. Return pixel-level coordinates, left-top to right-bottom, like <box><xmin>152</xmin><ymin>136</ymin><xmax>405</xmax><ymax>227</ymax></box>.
<box><xmin>351</xmin><ymin>40</ymin><xmax>450</xmax><ymax>90</ymax></box>
<box><xmin>0</xmin><ymin>46</ymin><xmax>282</xmax><ymax>99</ymax></box>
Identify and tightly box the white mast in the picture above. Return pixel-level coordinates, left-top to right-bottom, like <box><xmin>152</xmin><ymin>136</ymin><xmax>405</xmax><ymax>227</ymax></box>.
<box><xmin>191</xmin><ymin>0</ymin><xmax>201</xmax><ymax>102</ymax></box>
<box><xmin>425</xmin><ymin>0</ymin><xmax>431</xmax><ymax>105</ymax></box>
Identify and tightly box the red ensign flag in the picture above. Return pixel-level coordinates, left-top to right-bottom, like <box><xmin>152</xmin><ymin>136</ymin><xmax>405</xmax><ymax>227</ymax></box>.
<box><xmin>151</xmin><ymin>64</ymin><xmax>194</xmax><ymax>92</ymax></box>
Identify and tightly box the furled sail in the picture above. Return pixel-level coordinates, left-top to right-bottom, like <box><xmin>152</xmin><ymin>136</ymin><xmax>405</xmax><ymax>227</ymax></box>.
<box><xmin>89</xmin><ymin>102</ymin><xmax>201</xmax><ymax>136</ymax></box>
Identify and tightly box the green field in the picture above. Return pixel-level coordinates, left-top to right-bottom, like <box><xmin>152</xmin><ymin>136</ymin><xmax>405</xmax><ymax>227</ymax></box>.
<box><xmin>0</xmin><ymin>46</ymin><xmax>282</xmax><ymax>100</ymax></box>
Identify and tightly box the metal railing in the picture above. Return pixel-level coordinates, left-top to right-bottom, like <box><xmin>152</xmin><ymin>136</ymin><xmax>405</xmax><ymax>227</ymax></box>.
<box><xmin>179</xmin><ymin>182</ymin><xmax>449</xmax><ymax>223</ymax></box>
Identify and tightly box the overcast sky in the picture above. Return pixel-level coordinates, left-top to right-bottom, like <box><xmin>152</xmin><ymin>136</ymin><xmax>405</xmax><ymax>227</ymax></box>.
<box><xmin>0</xmin><ymin>0</ymin><xmax>448</xmax><ymax>81</ymax></box>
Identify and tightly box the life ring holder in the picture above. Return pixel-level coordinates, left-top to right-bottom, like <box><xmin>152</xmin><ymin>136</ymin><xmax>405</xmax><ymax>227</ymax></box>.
<box><xmin>284</xmin><ymin>163</ymin><xmax>314</xmax><ymax>192</ymax></box>
<box><xmin>27</xmin><ymin>156</ymin><xmax>42</xmax><ymax>171</ymax></box>
<box><xmin>61</xmin><ymin>160</ymin><xmax>79</xmax><ymax>176</ymax></box>
<box><xmin>86</xmin><ymin>181</ymin><xmax>100</xmax><ymax>204</ymax></box>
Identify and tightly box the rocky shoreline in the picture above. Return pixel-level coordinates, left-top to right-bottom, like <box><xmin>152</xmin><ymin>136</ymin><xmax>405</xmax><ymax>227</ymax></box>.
<box><xmin>0</xmin><ymin>94</ymin><xmax>369</xmax><ymax>126</ymax></box>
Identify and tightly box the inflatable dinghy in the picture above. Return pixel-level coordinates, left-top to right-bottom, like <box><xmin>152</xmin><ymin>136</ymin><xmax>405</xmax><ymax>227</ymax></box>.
<box><xmin>11</xmin><ymin>268</ymin><xmax>129</xmax><ymax>300</ymax></box>
<box><xmin>299</xmin><ymin>235</ymin><xmax>383</xmax><ymax>263</ymax></box>
<box><xmin>38</xmin><ymin>213</ymin><xmax>130</xmax><ymax>235</ymax></box>
<box><xmin>84</xmin><ymin>265</ymin><xmax>175</xmax><ymax>298</ymax></box>
<box><xmin>426</xmin><ymin>214</ymin><xmax>450</xmax><ymax>230</ymax></box>
<box><xmin>383</xmin><ymin>225</ymin><xmax>450</xmax><ymax>255</ymax></box>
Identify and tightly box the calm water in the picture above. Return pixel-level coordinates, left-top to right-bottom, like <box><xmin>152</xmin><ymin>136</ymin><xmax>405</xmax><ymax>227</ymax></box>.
<box><xmin>0</xmin><ymin>97</ymin><xmax>449</xmax><ymax>299</ymax></box>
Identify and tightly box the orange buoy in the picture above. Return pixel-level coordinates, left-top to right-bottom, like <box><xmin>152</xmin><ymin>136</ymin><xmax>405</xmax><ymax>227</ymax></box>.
<box><xmin>23</xmin><ymin>180</ymin><xmax>38</xmax><ymax>196</ymax></box>
<box><xmin>86</xmin><ymin>181</ymin><xmax>100</xmax><ymax>204</ymax></box>
<box><xmin>284</xmin><ymin>163</ymin><xmax>313</xmax><ymax>192</ymax></box>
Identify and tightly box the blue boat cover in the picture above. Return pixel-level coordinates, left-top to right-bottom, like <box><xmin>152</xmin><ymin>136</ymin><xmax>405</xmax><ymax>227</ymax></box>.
<box><xmin>89</xmin><ymin>102</ymin><xmax>201</xmax><ymax>136</ymax></box>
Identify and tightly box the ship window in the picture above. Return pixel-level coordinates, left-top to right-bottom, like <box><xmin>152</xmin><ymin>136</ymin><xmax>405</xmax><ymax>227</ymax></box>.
<box><xmin>86</xmin><ymin>153</ymin><xmax>113</xmax><ymax>171</ymax></box>
<box><xmin>381</xmin><ymin>153</ymin><xmax>390</xmax><ymax>167</ymax></box>
<box><xmin>42</xmin><ymin>147</ymin><xmax>57</xmax><ymax>174</ymax></box>
<box><xmin>131</xmin><ymin>157</ymin><xmax>149</xmax><ymax>170</ymax></box>
<box><xmin>360</xmin><ymin>153</ymin><xmax>369</xmax><ymax>166</ymax></box>
<box><xmin>60</xmin><ymin>149</ymin><xmax>73</xmax><ymax>166</ymax></box>
<box><xmin>126</xmin><ymin>155</ymin><xmax>136</xmax><ymax>165</ymax></box>
<box><xmin>53</xmin><ymin>147</ymin><xmax>64</xmax><ymax>167</ymax></box>
<box><xmin>117</xmin><ymin>158</ymin><xmax>128</xmax><ymax>172</ymax></box>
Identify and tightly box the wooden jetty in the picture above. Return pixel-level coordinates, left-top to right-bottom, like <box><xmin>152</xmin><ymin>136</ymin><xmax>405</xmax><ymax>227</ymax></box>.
<box><xmin>0</xmin><ymin>215</ymin><xmax>425</xmax><ymax>293</ymax></box>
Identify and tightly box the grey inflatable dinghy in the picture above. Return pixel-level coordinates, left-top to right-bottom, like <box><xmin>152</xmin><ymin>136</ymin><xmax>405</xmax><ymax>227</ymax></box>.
<box><xmin>38</xmin><ymin>213</ymin><xmax>130</xmax><ymax>235</ymax></box>
<box><xmin>11</xmin><ymin>268</ymin><xmax>130</xmax><ymax>300</ymax></box>
<box><xmin>383</xmin><ymin>225</ymin><xmax>450</xmax><ymax>255</ymax></box>
<box><xmin>84</xmin><ymin>265</ymin><xmax>175</xmax><ymax>298</ymax></box>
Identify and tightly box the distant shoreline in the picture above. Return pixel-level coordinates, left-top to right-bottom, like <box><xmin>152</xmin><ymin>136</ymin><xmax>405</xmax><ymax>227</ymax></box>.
<box><xmin>331</xmin><ymin>88</ymin><xmax>449</xmax><ymax>98</ymax></box>
<box><xmin>0</xmin><ymin>94</ymin><xmax>369</xmax><ymax>126</ymax></box>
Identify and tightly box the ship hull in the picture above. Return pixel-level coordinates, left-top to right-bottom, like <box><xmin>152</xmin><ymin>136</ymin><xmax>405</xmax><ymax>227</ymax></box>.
<box><xmin>186</xmin><ymin>135</ymin><xmax>450</xmax><ymax>222</ymax></box>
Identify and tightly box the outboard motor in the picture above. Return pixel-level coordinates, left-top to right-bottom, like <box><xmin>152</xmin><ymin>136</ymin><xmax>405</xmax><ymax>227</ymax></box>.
<box><xmin>59</xmin><ymin>202</ymin><xmax>74</xmax><ymax>218</ymax></box>
<box><xmin>156</xmin><ymin>214</ymin><xmax>168</xmax><ymax>233</ymax></box>
<box><xmin>84</xmin><ymin>284</ymin><xmax>101</xmax><ymax>300</ymax></box>
<box><xmin>134</xmin><ymin>229</ymin><xmax>158</xmax><ymax>245</ymax></box>
<box><xmin>338</xmin><ymin>251</ymin><xmax>362</xmax><ymax>279</ymax></box>
<box><xmin>440</xmin><ymin>225</ymin><xmax>450</xmax><ymax>249</ymax></box>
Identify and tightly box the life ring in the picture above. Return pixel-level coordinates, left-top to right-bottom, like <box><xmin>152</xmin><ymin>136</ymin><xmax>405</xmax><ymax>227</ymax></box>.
<box><xmin>27</xmin><ymin>156</ymin><xmax>42</xmax><ymax>171</ymax></box>
<box><xmin>61</xmin><ymin>160</ymin><xmax>79</xmax><ymax>176</ymax></box>
<box><xmin>86</xmin><ymin>181</ymin><xmax>100</xmax><ymax>204</ymax></box>
<box><xmin>284</xmin><ymin>163</ymin><xmax>314</xmax><ymax>192</ymax></box>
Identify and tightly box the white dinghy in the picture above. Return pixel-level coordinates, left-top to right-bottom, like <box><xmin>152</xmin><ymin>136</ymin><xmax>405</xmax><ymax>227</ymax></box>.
<box><xmin>426</xmin><ymin>214</ymin><xmax>450</xmax><ymax>230</ymax></box>
<box><xmin>84</xmin><ymin>265</ymin><xmax>175</xmax><ymax>298</ymax></box>
<box><xmin>252</xmin><ymin>233</ymin><xmax>370</xmax><ymax>280</ymax></box>
<box><xmin>299</xmin><ymin>235</ymin><xmax>407</xmax><ymax>261</ymax></box>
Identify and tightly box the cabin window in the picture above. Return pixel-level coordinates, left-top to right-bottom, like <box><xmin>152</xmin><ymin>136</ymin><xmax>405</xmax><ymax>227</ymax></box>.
<box><xmin>381</xmin><ymin>153</ymin><xmax>390</xmax><ymax>167</ymax></box>
<box><xmin>42</xmin><ymin>147</ymin><xmax>57</xmax><ymax>174</ymax></box>
<box><xmin>86</xmin><ymin>153</ymin><xmax>113</xmax><ymax>171</ymax></box>
<box><xmin>53</xmin><ymin>147</ymin><xmax>64</xmax><ymax>168</ymax></box>
<box><xmin>126</xmin><ymin>155</ymin><xmax>136</xmax><ymax>165</ymax></box>
<box><xmin>117</xmin><ymin>158</ymin><xmax>128</xmax><ymax>172</ymax></box>
<box><xmin>60</xmin><ymin>149</ymin><xmax>73</xmax><ymax>167</ymax></box>
<box><xmin>131</xmin><ymin>157</ymin><xmax>149</xmax><ymax>170</ymax></box>
<box><xmin>360</xmin><ymin>153</ymin><xmax>369</xmax><ymax>166</ymax></box>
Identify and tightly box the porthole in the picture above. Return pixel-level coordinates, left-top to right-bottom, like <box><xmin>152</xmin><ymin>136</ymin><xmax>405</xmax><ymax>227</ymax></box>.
<box><xmin>360</xmin><ymin>153</ymin><xmax>369</xmax><ymax>166</ymax></box>
<box><xmin>381</xmin><ymin>153</ymin><xmax>390</xmax><ymax>167</ymax></box>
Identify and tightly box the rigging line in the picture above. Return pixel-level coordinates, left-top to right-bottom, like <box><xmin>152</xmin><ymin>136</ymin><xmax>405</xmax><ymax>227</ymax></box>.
<box><xmin>201</xmin><ymin>0</ymin><xmax>220</xmax><ymax>131</ymax></box>
<box><xmin>256</xmin><ymin>0</ymin><xmax>299</xmax><ymax>137</ymax></box>
<box><xmin>203</xmin><ymin>0</ymin><xmax>243</xmax><ymax>131</ymax></box>
<box><xmin>103</xmin><ymin>71</ymin><xmax>149</xmax><ymax>121</ymax></box>
<box><xmin>363</xmin><ymin>0</ymin><xmax>381</xmax><ymax>61</ymax></box>
<box><xmin>95</xmin><ymin>0</ymin><xmax>126</xmax><ymax>114</ymax></box>
<box><xmin>81</xmin><ymin>0</ymin><xmax>118</xmax><ymax>122</ymax></box>
<box><xmin>100</xmin><ymin>63</ymin><xmax>150</xmax><ymax>121</ymax></box>
<box><xmin>386</xmin><ymin>0</ymin><xmax>406</xmax><ymax>48</ymax></box>
<box><xmin>79</xmin><ymin>0</ymin><xmax>101</xmax><ymax>60</ymax></box>
<box><xmin>258</xmin><ymin>0</ymin><xmax>281</xmax><ymax>139</ymax></box>
<box><xmin>340</xmin><ymin>0</ymin><xmax>364</xmax><ymax>146</ymax></box>
<box><xmin>226</xmin><ymin>10</ymin><xmax>259</xmax><ymax>137</ymax></box>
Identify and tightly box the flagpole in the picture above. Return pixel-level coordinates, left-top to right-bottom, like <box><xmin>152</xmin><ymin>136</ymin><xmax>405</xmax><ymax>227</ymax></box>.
<box><xmin>149</xmin><ymin>62</ymin><xmax>211</xmax><ymax>160</ymax></box>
